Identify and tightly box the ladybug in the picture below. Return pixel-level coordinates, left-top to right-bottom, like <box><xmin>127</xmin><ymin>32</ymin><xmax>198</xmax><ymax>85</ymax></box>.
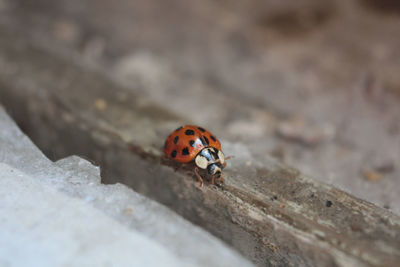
<box><xmin>164</xmin><ymin>125</ymin><xmax>230</xmax><ymax>187</ymax></box>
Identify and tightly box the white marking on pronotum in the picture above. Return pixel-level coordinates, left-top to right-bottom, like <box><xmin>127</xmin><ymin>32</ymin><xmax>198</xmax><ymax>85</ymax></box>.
<box><xmin>218</xmin><ymin>150</ymin><xmax>225</xmax><ymax>164</ymax></box>
<box><xmin>195</xmin><ymin>155</ymin><xmax>208</xmax><ymax>169</ymax></box>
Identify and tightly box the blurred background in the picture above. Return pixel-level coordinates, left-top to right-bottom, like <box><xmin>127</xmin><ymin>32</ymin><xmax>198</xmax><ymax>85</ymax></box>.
<box><xmin>0</xmin><ymin>0</ymin><xmax>399</xmax><ymax>215</ymax></box>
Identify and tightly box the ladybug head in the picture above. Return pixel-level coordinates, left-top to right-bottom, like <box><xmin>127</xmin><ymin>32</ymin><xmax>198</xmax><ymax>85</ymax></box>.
<box><xmin>207</xmin><ymin>162</ymin><xmax>223</xmax><ymax>177</ymax></box>
<box><xmin>195</xmin><ymin>147</ymin><xmax>225</xmax><ymax>176</ymax></box>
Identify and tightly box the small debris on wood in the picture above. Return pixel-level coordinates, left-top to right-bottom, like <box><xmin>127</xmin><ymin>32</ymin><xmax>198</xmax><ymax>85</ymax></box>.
<box><xmin>270</xmin><ymin>195</ymin><xmax>278</xmax><ymax>201</ymax></box>
<box><xmin>94</xmin><ymin>98</ymin><xmax>107</xmax><ymax>111</ymax></box>
<box><xmin>362</xmin><ymin>170</ymin><xmax>383</xmax><ymax>182</ymax></box>
<box><xmin>374</xmin><ymin>162</ymin><xmax>395</xmax><ymax>174</ymax></box>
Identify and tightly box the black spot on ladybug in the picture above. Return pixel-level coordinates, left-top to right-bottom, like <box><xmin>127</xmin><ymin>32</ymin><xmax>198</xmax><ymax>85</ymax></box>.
<box><xmin>326</xmin><ymin>200</ymin><xmax>332</xmax><ymax>207</ymax></box>
<box><xmin>203</xmin><ymin>136</ymin><xmax>210</xmax><ymax>145</ymax></box>
<box><xmin>175</xmin><ymin>126</ymin><xmax>183</xmax><ymax>132</ymax></box>
<box><xmin>210</xmin><ymin>148</ymin><xmax>218</xmax><ymax>158</ymax></box>
<box><xmin>185</xmin><ymin>129</ymin><xmax>195</xmax><ymax>135</ymax></box>
<box><xmin>189</xmin><ymin>140</ymin><xmax>195</xmax><ymax>147</ymax></box>
<box><xmin>173</xmin><ymin>136</ymin><xmax>179</xmax><ymax>144</ymax></box>
<box><xmin>182</xmin><ymin>147</ymin><xmax>190</xmax><ymax>155</ymax></box>
<box><xmin>171</xmin><ymin>150</ymin><xmax>177</xmax><ymax>158</ymax></box>
<box><xmin>198</xmin><ymin>127</ymin><xmax>206</xmax><ymax>132</ymax></box>
<box><xmin>210</xmin><ymin>135</ymin><xmax>216</xmax><ymax>142</ymax></box>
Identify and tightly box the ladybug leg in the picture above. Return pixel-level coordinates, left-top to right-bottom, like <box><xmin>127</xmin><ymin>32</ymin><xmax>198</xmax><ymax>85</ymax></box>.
<box><xmin>194</xmin><ymin>167</ymin><xmax>204</xmax><ymax>188</ymax></box>
<box><xmin>216</xmin><ymin>176</ymin><xmax>224</xmax><ymax>185</ymax></box>
<box><xmin>211</xmin><ymin>175</ymin><xmax>215</xmax><ymax>185</ymax></box>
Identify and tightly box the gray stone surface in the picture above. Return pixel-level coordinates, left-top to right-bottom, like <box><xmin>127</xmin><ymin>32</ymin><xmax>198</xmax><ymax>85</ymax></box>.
<box><xmin>0</xmin><ymin>107</ymin><xmax>253</xmax><ymax>267</ymax></box>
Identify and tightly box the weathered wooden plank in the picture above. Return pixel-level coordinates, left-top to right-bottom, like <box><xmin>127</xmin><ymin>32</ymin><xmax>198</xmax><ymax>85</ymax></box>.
<box><xmin>0</xmin><ymin>27</ymin><xmax>399</xmax><ymax>267</ymax></box>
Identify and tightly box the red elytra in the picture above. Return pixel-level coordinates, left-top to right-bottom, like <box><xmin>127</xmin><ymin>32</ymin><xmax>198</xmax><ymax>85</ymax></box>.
<box><xmin>164</xmin><ymin>125</ymin><xmax>227</xmax><ymax>187</ymax></box>
<box><xmin>164</xmin><ymin>125</ymin><xmax>221</xmax><ymax>162</ymax></box>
